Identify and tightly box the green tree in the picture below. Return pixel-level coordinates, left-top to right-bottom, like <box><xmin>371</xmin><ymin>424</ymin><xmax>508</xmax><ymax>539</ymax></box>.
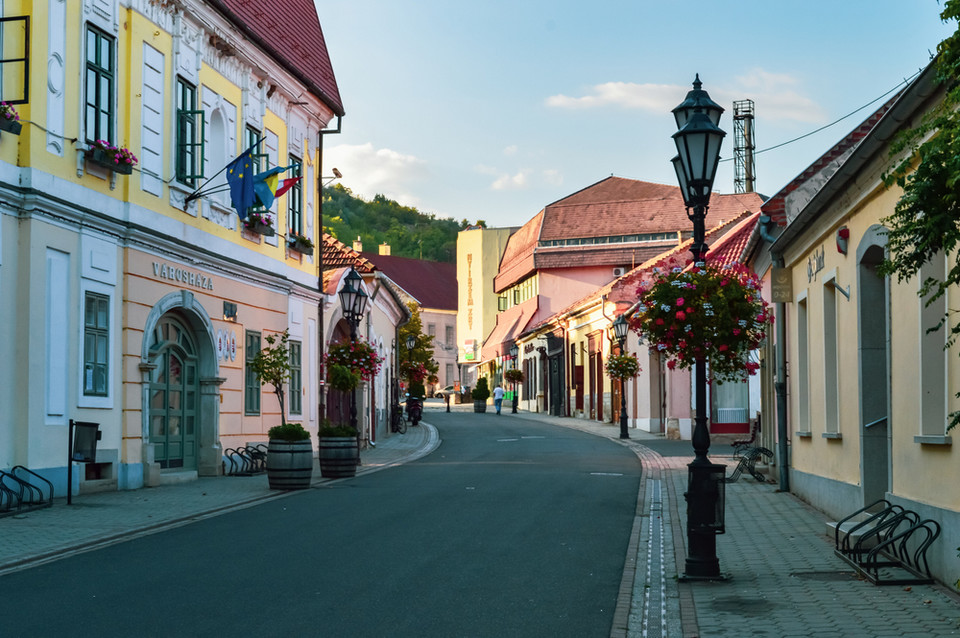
<box><xmin>250</xmin><ymin>330</ymin><xmax>292</xmax><ymax>427</ymax></box>
<box><xmin>879</xmin><ymin>1</ymin><xmax>960</xmax><ymax>429</ymax></box>
<box><xmin>398</xmin><ymin>302</ymin><xmax>439</xmax><ymax>395</ymax></box>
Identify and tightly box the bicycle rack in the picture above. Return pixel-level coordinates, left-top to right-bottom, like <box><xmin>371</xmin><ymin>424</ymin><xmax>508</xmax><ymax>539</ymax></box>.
<box><xmin>0</xmin><ymin>466</ymin><xmax>53</xmax><ymax>517</ymax></box>
<box><xmin>223</xmin><ymin>444</ymin><xmax>268</xmax><ymax>476</ymax></box>
<box><xmin>834</xmin><ymin>499</ymin><xmax>941</xmax><ymax>585</ymax></box>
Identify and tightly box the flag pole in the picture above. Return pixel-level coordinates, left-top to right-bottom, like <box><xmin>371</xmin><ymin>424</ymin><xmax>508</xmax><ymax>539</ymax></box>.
<box><xmin>184</xmin><ymin>136</ymin><xmax>265</xmax><ymax>205</ymax></box>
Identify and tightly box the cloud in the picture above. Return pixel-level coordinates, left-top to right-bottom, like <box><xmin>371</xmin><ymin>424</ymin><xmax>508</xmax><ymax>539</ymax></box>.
<box><xmin>503</xmin><ymin>145</ymin><xmax>518</xmax><ymax>156</ymax></box>
<box><xmin>546</xmin><ymin>69</ymin><xmax>827</xmax><ymax>123</ymax></box>
<box><xmin>542</xmin><ymin>169</ymin><xmax>563</xmax><ymax>186</ymax></box>
<box><xmin>491</xmin><ymin>171</ymin><xmax>529</xmax><ymax>190</ymax></box>
<box><xmin>323</xmin><ymin>143</ymin><xmax>428</xmax><ymax>206</ymax></box>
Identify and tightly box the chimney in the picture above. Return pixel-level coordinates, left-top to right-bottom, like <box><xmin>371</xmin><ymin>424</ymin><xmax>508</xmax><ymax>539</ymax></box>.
<box><xmin>352</xmin><ymin>235</ymin><xmax>363</xmax><ymax>253</ymax></box>
<box><xmin>379</xmin><ymin>243</ymin><xmax>391</xmax><ymax>256</ymax></box>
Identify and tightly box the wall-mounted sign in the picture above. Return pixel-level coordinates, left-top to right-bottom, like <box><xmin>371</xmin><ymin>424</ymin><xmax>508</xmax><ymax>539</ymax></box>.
<box><xmin>215</xmin><ymin>329</ymin><xmax>237</xmax><ymax>361</ymax></box>
<box><xmin>806</xmin><ymin>246</ymin><xmax>825</xmax><ymax>283</ymax></box>
<box><xmin>230</xmin><ymin>332</ymin><xmax>236</xmax><ymax>361</ymax></box>
<box><xmin>152</xmin><ymin>261</ymin><xmax>214</xmax><ymax>291</ymax></box>
<box><xmin>771</xmin><ymin>267</ymin><xmax>793</xmax><ymax>303</ymax></box>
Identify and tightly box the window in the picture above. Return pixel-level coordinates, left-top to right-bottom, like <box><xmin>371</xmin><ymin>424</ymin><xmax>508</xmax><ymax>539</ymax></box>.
<box><xmin>83</xmin><ymin>292</ymin><xmax>109</xmax><ymax>396</ymax></box>
<box><xmin>287</xmin><ymin>155</ymin><xmax>303</xmax><ymax>235</ymax></box>
<box><xmin>796</xmin><ymin>294</ymin><xmax>809</xmax><ymax>434</ymax></box>
<box><xmin>245</xmin><ymin>126</ymin><xmax>268</xmax><ymax>216</ymax></box>
<box><xmin>289</xmin><ymin>340</ymin><xmax>302</xmax><ymax>415</ymax></box>
<box><xmin>245</xmin><ymin>331</ymin><xmax>261</xmax><ymax>414</ymax></box>
<box><xmin>85</xmin><ymin>26</ymin><xmax>114</xmax><ymax>144</ymax></box>
<box><xmin>445</xmin><ymin>325</ymin><xmax>455</xmax><ymax>347</ymax></box>
<box><xmin>176</xmin><ymin>77</ymin><xmax>204</xmax><ymax>185</ymax></box>
<box><xmin>823</xmin><ymin>282</ymin><xmax>839</xmax><ymax>434</ymax></box>
<box><xmin>427</xmin><ymin>323</ymin><xmax>436</xmax><ymax>337</ymax></box>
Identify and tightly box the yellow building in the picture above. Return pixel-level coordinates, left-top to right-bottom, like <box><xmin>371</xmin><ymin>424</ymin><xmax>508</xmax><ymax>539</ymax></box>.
<box><xmin>0</xmin><ymin>1</ymin><xmax>343</xmax><ymax>495</ymax></box>
<box><xmin>770</xmin><ymin>61</ymin><xmax>959</xmax><ymax>586</ymax></box>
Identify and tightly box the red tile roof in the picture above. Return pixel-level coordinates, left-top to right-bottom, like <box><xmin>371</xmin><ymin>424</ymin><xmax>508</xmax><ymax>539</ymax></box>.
<box><xmin>479</xmin><ymin>297</ymin><xmax>539</xmax><ymax>361</ymax></box>
<box><xmin>760</xmin><ymin>93</ymin><xmax>901</xmax><ymax>226</ymax></box>
<box><xmin>360</xmin><ymin>253</ymin><xmax>457</xmax><ymax>311</ymax></box>
<box><xmin>322</xmin><ymin>234</ymin><xmax>376</xmax><ymax>273</ymax></box>
<box><xmin>209</xmin><ymin>0</ymin><xmax>344</xmax><ymax>116</ymax></box>
<box><xmin>493</xmin><ymin>176</ymin><xmax>763</xmax><ymax>291</ymax></box>
<box><xmin>705</xmin><ymin>212</ymin><xmax>760</xmax><ymax>266</ymax></box>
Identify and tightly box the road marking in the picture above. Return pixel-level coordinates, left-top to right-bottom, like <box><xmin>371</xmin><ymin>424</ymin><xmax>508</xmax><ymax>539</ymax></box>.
<box><xmin>643</xmin><ymin>479</ymin><xmax>667</xmax><ymax>638</ymax></box>
<box><xmin>497</xmin><ymin>438</ymin><xmax>519</xmax><ymax>442</ymax></box>
<box><xmin>590</xmin><ymin>472</ymin><xmax>624</xmax><ymax>476</ymax></box>
<box><xmin>521</xmin><ymin>436</ymin><xmax>545</xmax><ymax>439</ymax></box>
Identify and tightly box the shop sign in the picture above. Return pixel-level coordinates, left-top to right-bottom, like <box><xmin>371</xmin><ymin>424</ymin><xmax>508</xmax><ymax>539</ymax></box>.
<box><xmin>152</xmin><ymin>261</ymin><xmax>214</xmax><ymax>290</ymax></box>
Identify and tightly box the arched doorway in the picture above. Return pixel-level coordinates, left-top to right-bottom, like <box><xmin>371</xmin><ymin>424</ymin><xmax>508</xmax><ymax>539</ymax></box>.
<box><xmin>857</xmin><ymin>226</ymin><xmax>890</xmax><ymax>506</ymax></box>
<box><xmin>141</xmin><ymin>291</ymin><xmax>222</xmax><ymax>481</ymax></box>
<box><xmin>148</xmin><ymin>316</ymin><xmax>199</xmax><ymax>469</ymax></box>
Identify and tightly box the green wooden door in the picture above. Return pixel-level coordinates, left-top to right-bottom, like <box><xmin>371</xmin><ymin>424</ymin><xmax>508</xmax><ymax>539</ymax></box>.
<box><xmin>149</xmin><ymin>317</ymin><xmax>199</xmax><ymax>470</ymax></box>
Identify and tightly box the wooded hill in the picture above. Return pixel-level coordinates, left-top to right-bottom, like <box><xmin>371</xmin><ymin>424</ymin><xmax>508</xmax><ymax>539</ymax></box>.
<box><xmin>322</xmin><ymin>184</ymin><xmax>484</xmax><ymax>263</ymax></box>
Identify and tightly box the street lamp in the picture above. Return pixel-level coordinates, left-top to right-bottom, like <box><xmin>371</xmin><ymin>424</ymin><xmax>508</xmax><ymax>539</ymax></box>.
<box><xmin>612</xmin><ymin>314</ymin><xmax>630</xmax><ymax>440</ymax></box>
<box><xmin>338</xmin><ymin>268</ymin><xmax>368</xmax><ymax>460</ymax></box>
<box><xmin>509</xmin><ymin>342</ymin><xmax>519</xmax><ymax>414</ymax></box>
<box><xmin>672</xmin><ymin>74</ymin><xmax>727</xmax><ymax>581</ymax></box>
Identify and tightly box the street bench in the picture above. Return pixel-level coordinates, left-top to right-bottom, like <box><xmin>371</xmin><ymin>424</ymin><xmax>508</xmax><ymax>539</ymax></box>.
<box><xmin>731</xmin><ymin>417</ymin><xmax>760</xmax><ymax>458</ymax></box>
<box><xmin>723</xmin><ymin>446</ymin><xmax>773</xmax><ymax>483</ymax></box>
<box><xmin>833</xmin><ymin>499</ymin><xmax>941</xmax><ymax>585</ymax></box>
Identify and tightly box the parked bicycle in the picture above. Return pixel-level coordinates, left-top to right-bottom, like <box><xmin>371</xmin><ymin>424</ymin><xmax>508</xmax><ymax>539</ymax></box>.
<box><xmin>391</xmin><ymin>402</ymin><xmax>407</xmax><ymax>434</ymax></box>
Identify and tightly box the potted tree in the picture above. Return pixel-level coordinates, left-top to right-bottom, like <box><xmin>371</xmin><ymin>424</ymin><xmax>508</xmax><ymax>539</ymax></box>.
<box><xmin>472</xmin><ymin>377</ymin><xmax>490</xmax><ymax>413</ymax></box>
<box><xmin>318</xmin><ymin>364</ymin><xmax>360</xmax><ymax>478</ymax></box>
<box><xmin>251</xmin><ymin>330</ymin><xmax>313</xmax><ymax>490</ymax></box>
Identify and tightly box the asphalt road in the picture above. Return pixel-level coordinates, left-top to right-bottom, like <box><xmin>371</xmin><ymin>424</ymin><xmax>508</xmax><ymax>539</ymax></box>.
<box><xmin>1</xmin><ymin>413</ymin><xmax>641</xmax><ymax>637</ymax></box>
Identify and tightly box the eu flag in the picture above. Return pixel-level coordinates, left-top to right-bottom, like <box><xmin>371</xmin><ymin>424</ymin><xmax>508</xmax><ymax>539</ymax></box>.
<box><xmin>226</xmin><ymin>150</ymin><xmax>256</xmax><ymax>219</ymax></box>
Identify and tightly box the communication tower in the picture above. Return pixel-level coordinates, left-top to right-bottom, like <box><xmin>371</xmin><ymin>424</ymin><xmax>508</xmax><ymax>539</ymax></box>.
<box><xmin>733</xmin><ymin>99</ymin><xmax>756</xmax><ymax>193</ymax></box>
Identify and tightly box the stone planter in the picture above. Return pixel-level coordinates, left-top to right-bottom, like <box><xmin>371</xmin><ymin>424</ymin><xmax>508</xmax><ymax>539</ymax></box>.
<box><xmin>473</xmin><ymin>399</ymin><xmax>487</xmax><ymax>413</ymax></box>
<box><xmin>0</xmin><ymin>118</ymin><xmax>22</xmax><ymax>135</ymax></box>
<box><xmin>86</xmin><ymin>148</ymin><xmax>134</xmax><ymax>174</ymax></box>
<box><xmin>266</xmin><ymin>439</ymin><xmax>314</xmax><ymax>490</ymax></box>
<box><xmin>319</xmin><ymin>436</ymin><xmax>358</xmax><ymax>478</ymax></box>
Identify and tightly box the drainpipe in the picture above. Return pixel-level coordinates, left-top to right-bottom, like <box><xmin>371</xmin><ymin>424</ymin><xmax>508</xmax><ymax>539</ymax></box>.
<box><xmin>760</xmin><ymin>215</ymin><xmax>789</xmax><ymax>491</ymax></box>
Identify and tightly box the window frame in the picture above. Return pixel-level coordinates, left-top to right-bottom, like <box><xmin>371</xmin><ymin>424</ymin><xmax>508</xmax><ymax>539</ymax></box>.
<box><xmin>245</xmin><ymin>330</ymin><xmax>261</xmax><ymax>415</ymax></box>
<box><xmin>245</xmin><ymin>126</ymin><xmax>268</xmax><ymax>216</ymax></box>
<box><xmin>83</xmin><ymin>291</ymin><xmax>110</xmax><ymax>397</ymax></box>
<box><xmin>175</xmin><ymin>77</ymin><xmax>204</xmax><ymax>186</ymax></box>
<box><xmin>84</xmin><ymin>24</ymin><xmax>115</xmax><ymax>145</ymax></box>
<box><xmin>287</xmin><ymin>154</ymin><xmax>303</xmax><ymax>236</ymax></box>
<box><xmin>288</xmin><ymin>339</ymin><xmax>302</xmax><ymax>416</ymax></box>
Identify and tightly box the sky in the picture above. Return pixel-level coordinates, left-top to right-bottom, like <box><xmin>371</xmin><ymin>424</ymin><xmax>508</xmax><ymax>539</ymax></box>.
<box><xmin>316</xmin><ymin>1</ymin><xmax>954</xmax><ymax>229</ymax></box>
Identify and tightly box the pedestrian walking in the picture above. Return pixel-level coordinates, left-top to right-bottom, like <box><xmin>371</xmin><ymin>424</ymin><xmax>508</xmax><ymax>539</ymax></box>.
<box><xmin>493</xmin><ymin>383</ymin><xmax>505</xmax><ymax>415</ymax></box>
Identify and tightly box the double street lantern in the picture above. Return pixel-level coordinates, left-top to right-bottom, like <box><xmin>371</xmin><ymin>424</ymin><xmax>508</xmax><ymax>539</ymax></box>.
<box><xmin>338</xmin><ymin>268</ymin><xmax>369</xmax><ymax>451</ymax></box>
<box><xmin>672</xmin><ymin>75</ymin><xmax>727</xmax><ymax>580</ymax></box>
<box><xmin>509</xmin><ymin>342</ymin><xmax>519</xmax><ymax>414</ymax></box>
<box><xmin>612</xmin><ymin>314</ymin><xmax>630</xmax><ymax>440</ymax></box>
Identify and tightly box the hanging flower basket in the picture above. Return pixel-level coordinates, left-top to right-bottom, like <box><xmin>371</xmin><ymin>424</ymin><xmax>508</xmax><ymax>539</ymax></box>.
<box><xmin>85</xmin><ymin>140</ymin><xmax>137</xmax><ymax>174</ymax></box>
<box><xmin>243</xmin><ymin>212</ymin><xmax>275</xmax><ymax>236</ymax></box>
<box><xmin>504</xmin><ymin>368</ymin><xmax>525</xmax><ymax>383</ymax></box>
<box><xmin>325</xmin><ymin>338</ymin><xmax>384</xmax><ymax>382</ymax></box>
<box><xmin>288</xmin><ymin>232</ymin><xmax>314</xmax><ymax>255</ymax></box>
<box><xmin>0</xmin><ymin>102</ymin><xmax>21</xmax><ymax>135</ymax></box>
<box><xmin>633</xmin><ymin>260</ymin><xmax>773</xmax><ymax>383</ymax></box>
<box><xmin>605</xmin><ymin>353</ymin><xmax>640</xmax><ymax>380</ymax></box>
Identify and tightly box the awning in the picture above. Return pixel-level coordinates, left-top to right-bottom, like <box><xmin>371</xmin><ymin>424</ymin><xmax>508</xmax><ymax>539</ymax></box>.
<box><xmin>479</xmin><ymin>298</ymin><xmax>538</xmax><ymax>362</ymax></box>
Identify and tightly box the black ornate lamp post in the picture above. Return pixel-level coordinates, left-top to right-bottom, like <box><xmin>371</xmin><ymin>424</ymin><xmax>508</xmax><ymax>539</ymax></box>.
<box><xmin>612</xmin><ymin>314</ymin><xmax>630</xmax><ymax>440</ymax></box>
<box><xmin>338</xmin><ymin>268</ymin><xmax>368</xmax><ymax>460</ymax></box>
<box><xmin>509</xmin><ymin>342</ymin><xmax>519</xmax><ymax>414</ymax></box>
<box><xmin>672</xmin><ymin>75</ymin><xmax>727</xmax><ymax>580</ymax></box>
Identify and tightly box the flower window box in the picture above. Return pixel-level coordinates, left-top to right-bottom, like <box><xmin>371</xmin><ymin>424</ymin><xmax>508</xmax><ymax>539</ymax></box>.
<box><xmin>85</xmin><ymin>140</ymin><xmax>138</xmax><ymax>175</ymax></box>
<box><xmin>243</xmin><ymin>213</ymin><xmax>275</xmax><ymax>237</ymax></box>
<box><xmin>288</xmin><ymin>235</ymin><xmax>314</xmax><ymax>255</ymax></box>
<box><xmin>0</xmin><ymin>103</ymin><xmax>21</xmax><ymax>135</ymax></box>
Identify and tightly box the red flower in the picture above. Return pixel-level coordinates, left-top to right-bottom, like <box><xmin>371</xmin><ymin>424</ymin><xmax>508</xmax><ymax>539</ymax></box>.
<box><xmin>676</xmin><ymin>310</ymin><xmax>686</xmax><ymax>321</ymax></box>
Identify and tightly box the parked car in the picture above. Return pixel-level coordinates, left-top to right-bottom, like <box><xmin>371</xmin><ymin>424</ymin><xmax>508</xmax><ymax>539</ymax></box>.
<box><xmin>433</xmin><ymin>385</ymin><xmax>457</xmax><ymax>399</ymax></box>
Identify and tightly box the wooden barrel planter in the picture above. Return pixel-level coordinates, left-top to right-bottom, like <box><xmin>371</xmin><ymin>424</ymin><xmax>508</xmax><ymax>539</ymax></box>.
<box><xmin>266</xmin><ymin>439</ymin><xmax>314</xmax><ymax>490</ymax></box>
<box><xmin>319</xmin><ymin>437</ymin><xmax>358</xmax><ymax>478</ymax></box>
<box><xmin>473</xmin><ymin>400</ymin><xmax>487</xmax><ymax>413</ymax></box>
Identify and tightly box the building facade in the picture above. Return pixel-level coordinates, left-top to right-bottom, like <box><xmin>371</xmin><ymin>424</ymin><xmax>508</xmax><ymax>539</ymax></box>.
<box><xmin>0</xmin><ymin>0</ymin><xmax>342</xmax><ymax>495</ymax></box>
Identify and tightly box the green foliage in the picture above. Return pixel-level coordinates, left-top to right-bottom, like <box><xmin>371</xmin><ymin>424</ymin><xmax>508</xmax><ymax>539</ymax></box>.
<box><xmin>251</xmin><ymin>330</ymin><xmax>292</xmax><ymax>427</ymax></box>
<box><xmin>878</xmin><ymin>3</ymin><xmax>960</xmax><ymax>429</ymax></box>
<box><xmin>504</xmin><ymin>368</ymin><xmax>525</xmax><ymax>383</ymax></box>
<box><xmin>399</xmin><ymin>303</ymin><xmax>439</xmax><ymax>384</ymax></box>
<box><xmin>318</xmin><ymin>418</ymin><xmax>357</xmax><ymax>438</ymax></box>
<box><xmin>327</xmin><ymin>364</ymin><xmax>359</xmax><ymax>392</ymax></box>
<box><xmin>605</xmin><ymin>354</ymin><xmax>640</xmax><ymax>380</ymax></box>
<box><xmin>472</xmin><ymin>377</ymin><xmax>490</xmax><ymax>401</ymax></box>
<box><xmin>408</xmin><ymin>382</ymin><xmax>426</xmax><ymax>398</ymax></box>
<box><xmin>268</xmin><ymin>422</ymin><xmax>310</xmax><ymax>441</ymax></box>
<box><xmin>323</xmin><ymin>184</ymin><xmax>483</xmax><ymax>263</ymax></box>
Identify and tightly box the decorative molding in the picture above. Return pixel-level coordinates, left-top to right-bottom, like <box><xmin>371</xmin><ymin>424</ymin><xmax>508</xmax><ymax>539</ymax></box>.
<box><xmin>822</xmin><ymin>432</ymin><xmax>842</xmax><ymax>440</ymax></box>
<box><xmin>913</xmin><ymin>435</ymin><xmax>952</xmax><ymax>446</ymax></box>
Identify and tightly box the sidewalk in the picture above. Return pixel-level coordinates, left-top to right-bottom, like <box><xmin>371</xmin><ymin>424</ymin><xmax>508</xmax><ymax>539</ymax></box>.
<box><xmin>508</xmin><ymin>409</ymin><xmax>960</xmax><ymax>638</ymax></box>
<box><xmin>0</xmin><ymin>423</ymin><xmax>439</xmax><ymax>576</ymax></box>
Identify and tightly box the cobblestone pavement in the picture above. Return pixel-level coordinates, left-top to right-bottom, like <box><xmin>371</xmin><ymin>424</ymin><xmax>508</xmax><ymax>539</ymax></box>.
<box><xmin>4</xmin><ymin>404</ymin><xmax>960</xmax><ymax>638</ymax></box>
